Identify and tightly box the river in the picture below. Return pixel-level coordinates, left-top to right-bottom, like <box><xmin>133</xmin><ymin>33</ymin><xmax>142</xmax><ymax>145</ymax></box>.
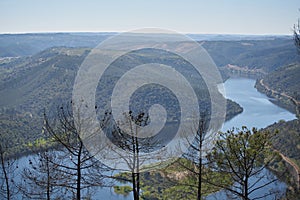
<box><xmin>220</xmin><ymin>78</ymin><xmax>296</xmax><ymax>131</ymax></box>
<box><xmin>207</xmin><ymin>77</ymin><xmax>297</xmax><ymax>200</ymax></box>
<box><xmin>12</xmin><ymin>77</ymin><xmax>296</xmax><ymax>199</ymax></box>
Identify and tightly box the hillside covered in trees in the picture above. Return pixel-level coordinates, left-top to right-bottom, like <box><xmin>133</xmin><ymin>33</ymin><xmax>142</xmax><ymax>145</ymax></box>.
<box><xmin>255</xmin><ymin>63</ymin><xmax>300</xmax><ymax>114</ymax></box>
<box><xmin>0</xmin><ymin>33</ymin><xmax>299</xmax><ymax>199</ymax></box>
<box><xmin>0</xmin><ymin>46</ymin><xmax>243</xmax><ymax>157</ymax></box>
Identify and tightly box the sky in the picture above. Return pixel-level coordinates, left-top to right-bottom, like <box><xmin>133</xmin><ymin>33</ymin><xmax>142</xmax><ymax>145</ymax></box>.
<box><xmin>0</xmin><ymin>0</ymin><xmax>299</xmax><ymax>35</ymax></box>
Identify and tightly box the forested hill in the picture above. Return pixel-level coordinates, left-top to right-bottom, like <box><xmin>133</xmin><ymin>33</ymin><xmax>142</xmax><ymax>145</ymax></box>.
<box><xmin>266</xmin><ymin>119</ymin><xmax>300</xmax><ymax>166</ymax></box>
<box><xmin>0</xmin><ymin>47</ymin><xmax>90</xmax><ymax>156</ymax></box>
<box><xmin>0</xmin><ymin>46</ymin><xmax>242</xmax><ymax>157</ymax></box>
<box><xmin>257</xmin><ymin>63</ymin><xmax>300</xmax><ymax>100</ymax></box>
<box><xmin>203</xmin><ymin>39</ymin><xmax>299</xmax><ymax>72</ymax></box>
<box><xmin>264</xmin><ymin>119</ymin><xmax>300</xmax><ymax>199</ymax></box>
<box><xmin>0</xmin><ymin>33</ymin><xmax>298</xmax><ymax>157</ymax></box>
<box><xmin>255</xmin><ymin>63</ymin><xmax>300</xmax><ymax>114</ymax></box>
<box><xmin>0</xmin><ymin>47</ymin><xmax>89</xmax><ymax>114</ymax></box>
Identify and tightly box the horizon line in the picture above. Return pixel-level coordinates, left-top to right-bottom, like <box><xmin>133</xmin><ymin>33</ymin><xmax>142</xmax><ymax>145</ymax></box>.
<box><xmin>0</xmin><ymin>31</ymin><xmax>293</xmax><ymax>37</ymax></box>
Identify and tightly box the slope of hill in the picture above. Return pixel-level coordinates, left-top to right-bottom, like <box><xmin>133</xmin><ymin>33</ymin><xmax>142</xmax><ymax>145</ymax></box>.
<box><xmin>0</xmin><ymin>47</ymin><xmax>242</xmax><ymax>156</ymax></box>
<box><xmin>264</xmin><ymin>119</ymin><xmax>300</xmax><ymax>198</ymax></box>
<box><xmin>0</xmin><ymin>47</ymin><xmax>90</xmax><ymax>156</ymax></box>
<box><xmin>266</xmin><ymin>119</ymin><xmax>300</xmax><ymax>165</ymax></box>
<box><xmin>0</xmin><ymin>47</ymin><xmax>89</xmax><ymax>114</ymax></box>
<box><xmin>203</xmin><ymin>39</ymin><xmax>300</xmax><ymax>72</ymax></box>
<box><xmin>255</xmin><ymin>63</ymin><xmax>300</xmax><ymax>114</ymax></box>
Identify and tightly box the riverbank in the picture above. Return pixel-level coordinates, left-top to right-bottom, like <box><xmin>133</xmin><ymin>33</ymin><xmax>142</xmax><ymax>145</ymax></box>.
<box><xmin>255</xmin><ymin>78</ymin><xmax>299</xmax><ymax>115</ymax></box>
<box><xmin>254</xmin><ymin>63</ymin><xmax>300</xmax><ymax>117</ymax></box>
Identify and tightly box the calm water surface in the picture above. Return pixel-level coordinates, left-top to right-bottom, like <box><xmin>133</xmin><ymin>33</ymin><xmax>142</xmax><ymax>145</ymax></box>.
<box><xmin>220</xmin><ymin>78</ymin><xmax>296</xmax><ymax>131</ymax></box>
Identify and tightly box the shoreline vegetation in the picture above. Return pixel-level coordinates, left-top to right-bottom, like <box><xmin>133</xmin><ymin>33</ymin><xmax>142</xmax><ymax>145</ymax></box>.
<box><xmin>113</xmin><ymin>158</ymin><xmax>232</xmax><ymax>199</ymax></box>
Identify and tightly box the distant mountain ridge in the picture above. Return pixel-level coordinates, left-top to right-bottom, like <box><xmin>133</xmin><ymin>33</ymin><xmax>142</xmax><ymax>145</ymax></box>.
<box><xmin>0</xmin><ymin>32</ymin><xmax>295</xmax><ymax>60</ymax></box>
<box><xmin>0</xmin><ymin>33</ymin><xmax>108</xmax><ymax>57</ymax></box>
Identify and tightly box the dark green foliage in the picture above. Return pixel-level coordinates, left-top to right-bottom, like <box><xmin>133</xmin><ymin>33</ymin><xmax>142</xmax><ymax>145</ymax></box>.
<box><xmin>0</xmin><ymin>108</ymin><xmax>45</xmax><ymax>157</ymax></box>
<box><xmin>207</xmin><ymin>127</ymin><xmax>278</xmax><ymax>200</ymax></box>
<box><xmin>114</xmin><ymin>158</ymin><xmax>231</xmax><ymax>200</ymax></box>
<box><xmin>113</xmin><ymin>185</ymin><xmax>133</xmax><ymax>196</ymax></box>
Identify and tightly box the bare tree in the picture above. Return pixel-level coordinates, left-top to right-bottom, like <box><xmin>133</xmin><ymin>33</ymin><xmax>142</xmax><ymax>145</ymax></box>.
<box><xmin>0</xmin><ymin>140</ymin><xmax>18</xmax><ymax>200</ymax></box>
<box><xmin>174</xmin><ymin>113</ymin><xmax>210</xmax><ymax>200</ymax></box>
<box><xmin>101</xmin><ymin>110</ymin><xmax>162</xmax><ymax>200</ymax></box>
<box><xmin>19</xmin><ymin>150</ymin><xmax>67</xmax><ymax>200</ymax></box>
<box><xmin>207</xmin><ymin>127</ymin><xmax>280</xmax><ymax>200</ymax></box>
<box><xmin>42</xmin><ymin>105</ymin><xmax>110</xmax><ymax>200</ymax></box>
<box><xmin>109</xmin><ymin>112</ymin><xmax>144</xmax><ymax>200</ymax></box>
<box><xmin>166</xmin><ymin>113</ymin><xmax>227</xmax><ymax>200</ymax></box>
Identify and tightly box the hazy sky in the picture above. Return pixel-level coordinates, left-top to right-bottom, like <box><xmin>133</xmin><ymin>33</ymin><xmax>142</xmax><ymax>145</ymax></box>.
<box><xmin>0</xmin><ymin>0</ymin><xmax>299</xmax><ymax>35</ymax></box>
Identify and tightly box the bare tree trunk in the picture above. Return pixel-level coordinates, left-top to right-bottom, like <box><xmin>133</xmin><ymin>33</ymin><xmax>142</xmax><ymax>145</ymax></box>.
<box><xmin>136</xmin><ymin>173</ymin><xmax>140</xmax><ymax>199</ymax></box>
<box><xmin>76</xmin><ymin>142</ymin><xmax>83</xmax><ymax>200</ymax></box>
<box><xmin>132</xmin><ymin>140</ymin><xmax>139</xmax><ymax>200</ymax></box>
<box><xmin>135</xmin><ymin>127</ymin><xmax>140</xmax><ymax>199</ymax></box>
<box><xmin>196</xmin><ymin>117</ymin><xmax>206</xmax><ymax>200</ymax></box>
<box><xmin>46</xmin><ymin>155</ymin><xmax>50</xmax><ymax>200</ymax></box>
<box><xmin>197</xmin><ymin>135</ymin><xmax>203</xmax><ymax>200</ymax></box>
<box><xmin>243</xmin><ymin>177</ymin><xmax>249</xmax><ymax>200</ymax></box>
<box><xmin>131</xmin><ymin>173</ymin><xmax>138</xmax><ymax>199</ymax></box>
<box><xmin>0</xmin><ymin>146</ymin><xmax>10</xmax><ymax>200</ymax></box>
